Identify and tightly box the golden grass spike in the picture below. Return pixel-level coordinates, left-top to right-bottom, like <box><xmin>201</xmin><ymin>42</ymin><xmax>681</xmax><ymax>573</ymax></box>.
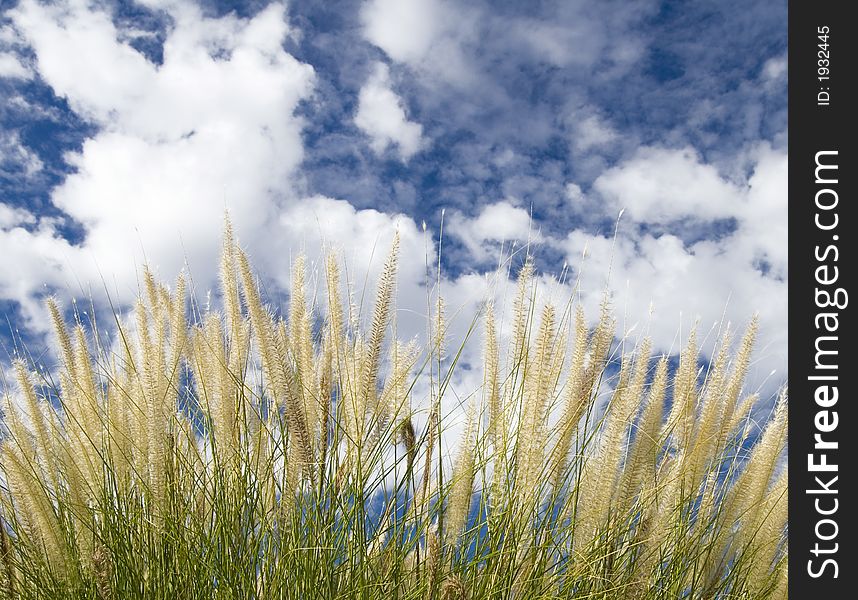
<box><xmin>324</xmin><ymin>252</ymin><xmax>346</xmax><ymax>363</ymax></box>
<box><xmin>274</xmin><ymin>318</ymin><xmax>316</xmax><ymax>488</ymax></box>
<box><xmin>323</xmin><ymin>253</ymin><xmax>346</xmax><ymax>462</ymax></box>
<box><xmin>746</xmin><ymin>471</ymin><xmax>787</xmax><ymax>596</ymax></box>
<box><xmin>167</xmin><ymin>274</ymin><xmax>187</xmax><ymax>378</ymax></box>
<box><xmin>290</xmin><ymin>255</ymin><xmax>318</xmax><ymax>447</ymax></box>
<box><xmin>549</xmin><ymin>311</ymin><xmax>569</xmax><ymax>391</ymax></box>
<box><xmin>550</xmin><ymin>305</ymin><xmax>587</xmax><ymax>493</ymax></box>
<box><xmin>634</xmin><ymin>449</ymin><xmax>684</xmax><ymax>583</ymax></box>
<box><xmin>220</xmin><ymin>217</ymin><xmax>242</xmax><ymax>337</ymax></box>
<box><xmin>599</xmin><ymin>338</ymin><xmax>652</xmax><ymax>508</ymax></box>
<box><xmin>237</xmin><ymin>249</ymin><xmax>282</xmax><ymax>406</ymax></box>
<box><xmin>46</xmin><ymin>297</ymin><xmax>76</xmax><ymax>378</ymax></box>
<box><xmin>687</xmin><ymin>330</ymin><xmax>733</xmax><ymax>488</ymax></box>
<box><xmin>444</xmin><ymin>399</ymin><xmax>477</xmax><ymax>552</ymax></box>
<box><xmin>91</xmin><ymin>542</ymin><xmax>113</xmax><ymax>600</ymax></box>
<box><xmin>606</xmin><ymin>339</ymin><xmax>651</xmax><ymax>458</ymax></box>
<box><xmin>105</xmin><ymin>363</ymin><xmax>131</xmax><ymax>491</ymax></box>
<box><xmin>1</xmin><ymin>394</ymin><xmax>28</xmax><ymax>459</ymax></box>
<box><xmin>129</xmin><ymin>299</ymin><xmax>152</xmax><ymax>488</ymax></box>
<box><xmin>735</xmin><ymin>394</ymin><xmax>787</xmax><ymax>546</ymax></box>
<box><xmin>725</xmin><ymin>316</ymin><xmax>758</xmax><ymax>406</ymax></box>
<box><xmin>339</xmin><ymin>335</ymin><xmax>362</xmax><ymax>449</ymax></box>
<box><xmin>440</xmin><ymin>574</ymin><xmax>467</xmax><ymax>600</ymax></box>
<box><xmin>136</xmin><ymin>285</ymin><xmax>170</xmax><ymax>522</ymax></box>
<box><xmin>316</xmin><ymin>327</ymin><xmax>333</xmax><ymax>491</ymax></box>
<box><xmin>379</xmin><ymin>340</ymin><xmax>418</xmax><ymax>430</ymax></box>
<box><xmin>1</xmin><ymin>442</ymin><xmax>66</xmax><ymax>574</ymax></box>
<box><xmin>665</xmin><ymin>328</ymin><xmax>697</xmax><ymax>449</ymax></box>
<box><xmin>200</xmin><ymin>313</ymin><xmax>233</xmax><ymax>460</ymax></box>
<box><xmin>0</xmin><ymin>513</ymin><xmax>14</xmax><ymax>597</ymax></box>
<box><xmin>13</xmin><ymin>361</ymin><xmax>58</xmax><ymax>492</ymax></box>
<box><xmin>727</xmin><ymin>392</ymin><xmax>758</xmax><ymax>441</ymax></box>
<box><xmin>584</xmin><ymin>293</ymin><xmax>614</xmax><ymax>388</ymax></box>
<box><xmin>515</xmin><ymin>304</ymin><xmax>556</xmax><ymax>501</ymax></box>
<box><xmin>483</xmin><ymin>302</ymin><xmax>501</xmax><ymax>449</ymax></box>
<box><xmin>73</xmin><ymin>325</ymin><xmax>101</xmax><ymax>431</ymax></box>
<box><xmin>424</xmin><ymin>524</ymin><xmax>441</xmax><ymax>600</ymax></box>
<box><xmin>432</xmin><ymin>293</ymin><xmax>446</xmax><ymax>365</ymax></box>
<box><xmin>573</xmin><ymin>346</ymin><xmax>638</xmax><ymax>552</ymax></box>
<box><xmin>229</xmin><ymin>319</ymin><xmax>251</xmax><ymax>450</ymax></box>
<box><xmin>398</xmin><ymin>416</ymin><xmax>417</xmax><ymax>475</ymax></box>
<box><xmin>418</xmin><ymin>403</ymin><xmax>440</xmax><ymax>525</ymax></box>
<box><xmin>71</xmin><ymin>325</ymin><xmax>103</xmax><ymax>498</ymax></box>
<box><xmin>627</xmin><ymin>338</ymin><xmax>652</xmax><ymax>408</ymax></box>
<box><xmin>362</xmin><ymin>233</ymin><xmax>400</xmax><ymax>411</ymax></box>
<box><xmin>511</xmin><ymin>258</ymin><xmax>534</xmax><ymax>366</ymax></box>
<box><xmin>143</xmin><ymin>266</ymin><xmax>162</xmax><ymax>319</ymax></box>
<box><xmin>46</xmin><ymin>298</ymin><xmax>79</xmax><ymax>411</ymax></box>
<box><xmin>617</xmin><ymin>355</ymin><xmax>668</xmax><ymax>510</ymax></box>
<box><xmin>717</xmin><ymin>316</ymin><xmax>758</xmax><ymax>448</ymax></box>
<box><xmin>566</xmin><ymin>298</ymin><xmax>616</xmax><ymax>529</ymax></box>
<box><xmin>704</xmin><ymin>392</ymin><xmax>787</xmax><ymax>587</ymax></box>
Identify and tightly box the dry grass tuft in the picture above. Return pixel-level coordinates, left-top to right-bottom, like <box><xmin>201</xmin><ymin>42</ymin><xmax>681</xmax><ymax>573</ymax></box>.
<box><xmin>0</xmin><ymin>224</ymin><xmax>786</xmax><ymax>599</ymax></box>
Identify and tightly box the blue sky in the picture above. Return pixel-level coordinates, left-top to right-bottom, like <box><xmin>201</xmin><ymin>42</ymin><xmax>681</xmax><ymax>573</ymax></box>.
<box><xmin>0</xmin><ymin>0</ymin><xmax>786</xmax><ymax>409</ymax></box>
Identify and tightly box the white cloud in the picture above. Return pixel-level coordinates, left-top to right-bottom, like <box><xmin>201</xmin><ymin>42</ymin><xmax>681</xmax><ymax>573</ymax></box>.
<box><xmin>734</xmin><ymin>144</ymin><xmax>788</xmax><ymax>278</ymax></box>
<box><xmin>563</xmin><ymin>144</ymin><xmax>787</xmax><ymax>398</ymax></box>
<box><xmin>361</xmin><ymin>0</ymin><xmax>445</xmax><ymax>65</ymax></box>
<box><xmin>360</xmin><ymin>0</ymin><xmax>473</xmax><ymax>85</ymax></box>
<box><xmin>361</xmin><ymin>0</ymin><xmax>648</xmax><ymax>92</ymax></box>
<box><xmin>1</xmin><ymin>21</ymin><xmax>32</xmax><ymax>79</ymax></box>
<box><xmin>4</xmin><ymin>0</ymin><xmax>315</xmax><ymax>316</ymax></box>
<box><xmin>0</xmin><ymin>52</ymin><xmax>32</xmax><ymax>79</ymax></box>
<box><xmin>572</xmin><ymin>114</ymin><xmax>618</xmax><ymax>152</ymax></box>
<box><xmin>593</xmin><ymin>146</ymin><xmax>742</xmax><ymax>223</ymax></box>
<box><xmin>0</xmin><ymin>204</ymin><xmax>36</xmax><ymax>228</ymax></box>
<box><xmin>761</xmin><ymin>54</ymin><xmax>787</xmax><ymax>85</ymax></box>
<box><xmin>0</xmin><ymin>130</ymin><xmax>43</xmax><ymax>179</ymax></box>
<box><xmin>0</xmin><ymin>213</ymin><xmax>78</xmax><ymax>328</ymax></box>
<box><xmin>445</xmin><ymin>144</ymin><xmax>787</xmax><ymax>400</ymax></box>
<box><xmin>1</xmin><ymin>0</ymin><xmax>436</xmax><ymax>354</ymax></box>
<box><xmin>447</xmin><ymin>201</ymin><xmax>537</xmax><ymax>261</ymax></box>
<box><xmin>354</xmin><ymin>62</ymin><xmax>425</xmax><ymax>161</ymax></box>
<box><xmin>273</xmin><ymin>195</ymin><xmax>428</xmax><ymax>305</ymax></box>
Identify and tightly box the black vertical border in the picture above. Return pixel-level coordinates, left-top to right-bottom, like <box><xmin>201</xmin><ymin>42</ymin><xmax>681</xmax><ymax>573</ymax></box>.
<box><xmin>789</xmin><ymin>1</ymin><xmax>854</xmax><ymax>596</ymax></box>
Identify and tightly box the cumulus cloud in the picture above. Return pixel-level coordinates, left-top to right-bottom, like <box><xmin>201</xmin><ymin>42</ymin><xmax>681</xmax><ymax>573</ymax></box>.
<box><xmin>0</xmin><ymin>203</ymin><xmax>36</xmax><ymax>228</ymax></box>
<box><xmin>761</xmin><ymin>54</ymin><xmax>787</xmax><ymax>85</ymax></box>
<box><xmin>360</xmin><ymin>0</ymin><xmax>473</xmax><ymax>85</ymax></box>
<box><xmin>566</xmin><ymin>144</ymin><xmax>787</xmax><ymax>398</ymax></box>
<box><xmin>354</xmin><ymin>62</ymin><xmax>425</xmax><ymax>161</ymax></box>
<box><xmin>0</xmin><ymin>216</ymin><xmax>77</xmax><ymax>327</ymax></box>
<box><xmin>0</xmin><ymin>130</ymin><xmax>44</xmax><ymax>180</ymax></box>
<box><xmin>0</xmin><ymin>52</ymin><xmax>31</xmax><ymax>79</ymax></box>
<box><xmin>361</xmin><ymin>0</ymin><xmax>648</xmax><ymax>86</ymax></box>
<box><xmin>3</xmin><ymin>0</ymin><xmax>315</xmax><ymax>318</ymax></box>
<box><xmin>1</xmin><ymin>21</ymin><xmax>32</xmax><ymax>79</ymax></box>
<box><xmin>361</xmin><ymin>0</ymin><xmax>445</xmax><ymax>66</ymax></box>
<box><xmin>593</xmin><ymin>146</ymin><xmax>742</xmax><ymax>224</ymax></box>
<box><xmin>2</xmin><ymin>0</ymin><xmax>433</xmax><ymax>345</ymax></box>
<box><xmin>445</xmin><ymin>144</ymin><xmax>787</xmax><ymax>400</ymax></box>
<box><xmin>571</xmin><ymin>114</ymin><xmax>619</xmax><ymax>153</ymax></box>
<box><xmin>447</xmin><ymin>201</ymin><xmax>537</xmax><ymax>262</ymax></box>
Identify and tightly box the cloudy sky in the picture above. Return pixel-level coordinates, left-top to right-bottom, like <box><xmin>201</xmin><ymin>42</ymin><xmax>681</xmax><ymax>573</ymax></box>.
<box><xmin>0</xmin><ymin>0</ymin><xmax>786</xmax><ymax>421</ymax></box>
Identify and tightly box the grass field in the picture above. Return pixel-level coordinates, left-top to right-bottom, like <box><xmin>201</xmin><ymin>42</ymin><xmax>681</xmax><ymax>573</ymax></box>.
<box><xmin>0</xmin><ymin>223</ymin><xmax>786</xmax><ymax>599</ymax></box>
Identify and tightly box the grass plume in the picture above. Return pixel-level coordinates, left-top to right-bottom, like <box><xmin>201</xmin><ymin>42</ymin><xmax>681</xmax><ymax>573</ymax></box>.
<box><xmin>0</xmin><ymin>224</ymin><xmax>786</xmax><ymax>599</ymax></box>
